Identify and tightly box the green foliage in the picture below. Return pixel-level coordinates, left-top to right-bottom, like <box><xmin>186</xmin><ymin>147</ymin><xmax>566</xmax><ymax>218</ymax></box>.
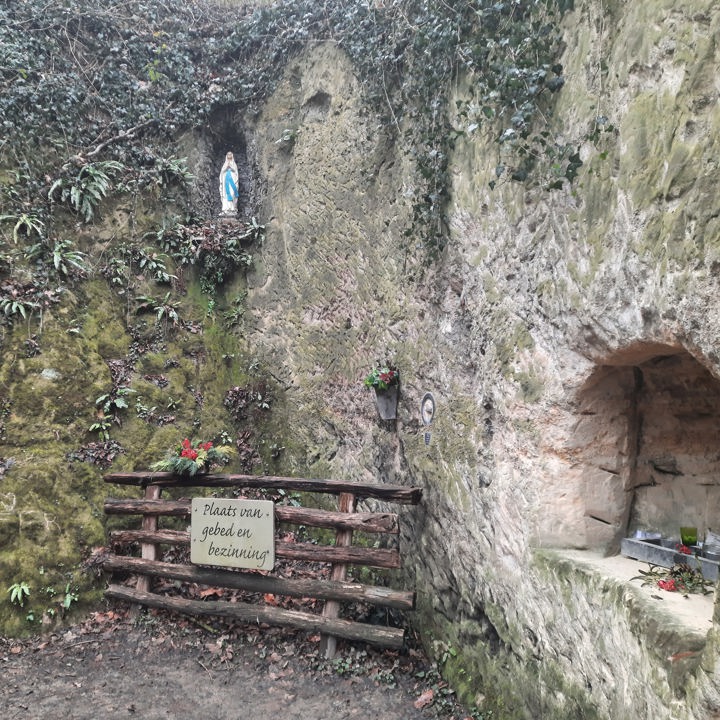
<box><xmin>0</xmin><ymin>279</ymin><xmax>63</xmax><ymax>326</ymax></box>
<box><xmin>51</xmin><ymin>239</ymin><xmax>88</xmax><ymax>277</ymax></box>
<box><xmin>151</xmin><ymin>156</ymin><xmax>194</xmax><ymax>187</ymax></box>
<box><xmin>62</xmin><ymin>583</ymin><xmax>79</xmax><ymax>610</ymax></box>
<box><xmin>24</xmin><ymin>237</ymin><xmax>89</xmax><ymax>279</ymax></box>
<box><xmin>0</xmin><ymin>295</ymin><xmax>38</xmax><ymax>321</ymax></box>
<box><xmin>88</xmin><ymin>416</ymin><xmax>112</xmax><ymax>441</ymax></box>
<box><xmin>96</xmin><ymin>387</ymin><xmax>135</xmax><ymax>417</ymax></box>
<box><xmin>135</xmin><ymin>291</ymin><xmax>182</xmax><ymax>329</ymax></box>
<box><xmin>0</xmin><ymin>213</ymin><xmax>45</xmax><ymax>244</ymax></box>
<box><xmin>158</xmin><ymin>220</ymin><xmax>255</xmax><ymax>296</ymax></box>
<box><xmin>90</xmin><ymin>386</ymin><xmax>135</xmax><ymax>439</ymax></box>
<box><xmin>223</xmin><ymin>293</ymin><xmax>247</xmax><ymax>328</ymax></box>
<box><xmin>7</xmin><ymin>581</ymin><xmax>30</xmax><ymax>607</ymax></box>
<box><xmin>48</xmin><ymin>160</ymin><xmax>124</xmax><ymax>222</ymax></box>
<box><xmin>1</xmin><ymin>0</ymin><xmax>570</xmax><ymax>260</ymax></box>
<box><xmin>134</xmin><ymin>246</ymin><xmax>176</xmax><ymax>284</ymax></box>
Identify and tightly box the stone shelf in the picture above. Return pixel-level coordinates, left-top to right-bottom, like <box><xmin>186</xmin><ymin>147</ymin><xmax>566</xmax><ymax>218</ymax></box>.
<box><xmin>620</xmin><ymin>538</ymin><xmax>719</xmax><ymax>581</ymax></box>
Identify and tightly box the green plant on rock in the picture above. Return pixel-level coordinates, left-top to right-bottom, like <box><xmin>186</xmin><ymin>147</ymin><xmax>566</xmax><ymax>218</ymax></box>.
<box><xmin>237</xmin><ymin>217</ymin><xmax>265</xmax><ymax>244</ymax></box>
<box><xmin>88</xmin><ymin>387</ymin><xmax>135</xmax><ymax>442</ymax></box>
<box><xmin>134</xmin><ymin>246</ymin><xmax>176</xmax><ymax>284</ymax></box>
<box><xmin>88</xmin><ymin>415</ymin><xmax>113</xmax><ymax>441</ymax></box>
<box><xmin>135</xmin><ymin>291</ymin><xmax>181</xmax><ymax>330</ymax></box>
<box><xmin>96</xmin><ymin>387</ymin><xmax>135</xmax><ymax>417</ymax></box>
<box><xmin>91</xmin><ymin>386</ymin><xmax>135</xmax><ymax>439</ymax></box>
<box><xmin>52</xmin><ymin>239</ymin><xmax>88</xmax><ymax>277</ymax></box>
<box><xmin>8</xmin><ymin>581</ymin><xmax>30</xmax><ymax>607</ymax></box>
<box><xmin>62</xmin><ymin>583</ymin><xmax>79</xmax><ymax>610</ymax></box>
<box><xmin>0</xmin><ymin>295</ymin><xmax>38</xmax><ymax>322</ymax></box>
<box><xmin>48</xmin><ymin>160</ymin><xmax>124</xmax><ymax>223</ymax></box>
<box><xmin>223</xmin><ymin>293</ymin><xmax>247</xmax><ymax>328</ymax></box>
<box><xmin>101</xmin><ymin>255</ymin><xmax>131</xmax><ymax>293</ymax></box>
<box><xmin>0</xmin><ymin>212</ymin><xmax>45</xmax><ymax>244</ymax></box>
<box><xmin>151</xmin><ymin>156</ymin><xmax>194</xmax><ymax>187</ymax></box>
<box><xmin>19</xmin><ymin>236</ymin><xmax>90</xmax><ymax>282</ymax></box>
<box><xmin>0</xmin><ymin>280</ymin><xmax>63</xmax><ymax>328</ymax></box>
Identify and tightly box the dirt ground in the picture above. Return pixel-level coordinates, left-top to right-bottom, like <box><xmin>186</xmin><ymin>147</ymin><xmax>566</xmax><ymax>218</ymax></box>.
<box><xmin>0</xmin><ymin>606</ymin><xmax>473</xmax><ymax>720</ymax></box>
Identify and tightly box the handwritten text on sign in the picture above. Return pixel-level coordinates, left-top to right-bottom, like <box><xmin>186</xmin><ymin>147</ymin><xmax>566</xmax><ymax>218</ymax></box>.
<box><xmin>191</xmin><ymin>498</ymin><xmax>275</xmax><ymax>570</ymax></box>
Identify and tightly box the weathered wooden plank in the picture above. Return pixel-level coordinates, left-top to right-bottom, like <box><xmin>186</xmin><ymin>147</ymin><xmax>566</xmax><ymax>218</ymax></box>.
<box><xmin>102</xmin><ymin>555</ymin><xmax>415</xmax><ymax>609</ymax></box>
<box><xmin>110</xmin><ymin>528</ymin><xmax>187</xmax><ymax>545</ymax></box>
<box><xmin>103</xmin><ymin>472</ymin><xmax>422</xmax><ymax>504</ymax></box>
<box><xmin>104</xmin><ymin>498</ymin><xmax>399</xmax><ymax>534</ymax></box>
<box><xmin>105</xmin><ymin>499</ymin><xmax>190</xmax><ymax>516</ymax></box>
<box><xmin>109</xmin><ymin>530</ymin><xmax>400</xmax><ymax>568</ymax></box>
<box><xmin>276</xmin><ymin>542</ymin><xmax>400</xmax><ymax>569</ymax></box>
<box><xmin>105</xmin><ymin>584</ymin><xmax>405</xmax><ymax>649</ymax></box>
<box><xmin>278</xmin><ymin>506</ymin><xmax>398</xmax><ymax>534</ymax></box>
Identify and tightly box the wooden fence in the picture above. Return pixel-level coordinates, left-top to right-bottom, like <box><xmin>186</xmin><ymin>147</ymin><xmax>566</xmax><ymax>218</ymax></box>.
<box><xmin>101</xmin><ymin>471</ymin><xmax>422</xmax><ymax>657</ymax></box>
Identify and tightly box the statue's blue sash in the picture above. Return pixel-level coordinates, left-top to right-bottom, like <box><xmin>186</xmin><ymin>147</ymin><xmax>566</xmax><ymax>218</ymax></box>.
<box><xmin>225</xmin><ymin>169</ymin><xmax>238</xmax><ymax>201</ymax></box>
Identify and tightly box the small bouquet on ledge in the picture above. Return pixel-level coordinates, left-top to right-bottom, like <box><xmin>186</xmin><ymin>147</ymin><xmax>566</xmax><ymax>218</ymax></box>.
<box><xmin>150</xmin><ymin>438</ymin><xmax>234</xmax><ymax>476</ymax></box>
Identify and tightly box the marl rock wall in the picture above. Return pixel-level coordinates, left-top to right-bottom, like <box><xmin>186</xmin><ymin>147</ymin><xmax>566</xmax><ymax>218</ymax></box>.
<box><xmin>236</xmin><ymin>1</ymin><xmax>720</xmax><ymax>717</ymax></box>
<box><xmin>2</xmin><ymin>0</ymin><xmax>720</xmax><ymax>716</ymax></box>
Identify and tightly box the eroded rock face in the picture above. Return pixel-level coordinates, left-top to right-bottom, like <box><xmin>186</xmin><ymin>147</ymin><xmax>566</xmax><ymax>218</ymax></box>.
<box><xmin>1</xmin><ymin>1</ymin><xmax>719</xmax><ymax>716</ymax></box>
<box><xmin>235</xmin><ymin>2</ymin><xmax>720</xmax><ymax>717</ymax></box>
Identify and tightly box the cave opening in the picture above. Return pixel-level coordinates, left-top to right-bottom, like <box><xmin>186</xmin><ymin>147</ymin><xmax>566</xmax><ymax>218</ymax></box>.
<box><xmin>572</xmin><ymin>344</ymin><xmax>720</xmax><ymax>555</ymax></box>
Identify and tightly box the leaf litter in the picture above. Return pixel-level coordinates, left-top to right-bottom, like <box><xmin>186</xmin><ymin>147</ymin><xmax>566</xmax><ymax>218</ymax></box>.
<box><xmin>1</xmin><ymin>546</ymin><xmax>479</xmax><ymax>720</ymax></box>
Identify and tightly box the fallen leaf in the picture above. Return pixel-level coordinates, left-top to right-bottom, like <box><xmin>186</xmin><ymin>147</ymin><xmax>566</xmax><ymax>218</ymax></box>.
<box><xmin>414</xmin><ymin>688</ymin><xmax>434</xmax><ymax>709</ymax></box>
<box><xmin>199</xmin><ymin>587</ymin><xmax>224</xmax><ymax>599</ymax></box>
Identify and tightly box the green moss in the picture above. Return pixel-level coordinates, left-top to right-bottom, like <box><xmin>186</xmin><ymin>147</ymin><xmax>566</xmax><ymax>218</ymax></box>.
<box><xmin>482</xmin><ymin>272</ymin><xmax>501</xmax><ymax>303</ymax></box>
<box><xmin>514</xmin><ymin>370</ymin><xmax>544</xmax><ymax>404</ymax></box>
<box><xmin>496</xmin><ymin>322</ymin><xmax>535</xmax><ymax>374</ymax></box>
<box><xmin>619</xmin><ymin>92</ymin><xmax>676</xmax><ymax>209</ymax></box>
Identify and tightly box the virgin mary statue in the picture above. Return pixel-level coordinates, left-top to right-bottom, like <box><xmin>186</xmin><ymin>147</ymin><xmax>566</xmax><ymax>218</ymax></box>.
<box><xmin>219</xmin><ymin>151</ymin><xmax>239</xmax><ymax>215</ymax></box>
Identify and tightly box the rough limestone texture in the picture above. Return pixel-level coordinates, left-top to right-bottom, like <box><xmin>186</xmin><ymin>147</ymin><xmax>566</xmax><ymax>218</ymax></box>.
<box><xmin>235</xmin><ymin>2</ymin><xmax>720</xmax><ymax>718</ymax></box>
<box><xmin>396</xmin><ymin>1</ymin><xmax>720</xmax><ymax>718</ymax></box>
<box><xmin>3</xmin><ymin>1</ymin><xmax>720</xmax><ymax>718</ymax></box>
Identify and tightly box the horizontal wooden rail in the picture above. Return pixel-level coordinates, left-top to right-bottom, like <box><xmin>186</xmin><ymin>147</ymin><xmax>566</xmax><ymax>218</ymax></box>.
<box><xmin>109</xmin><ymin>530</ymin><xmax>401</xmax><ymax>568</ymax></box>
<box><xmin>104</xmin><ymin>498</ymin><xmax>399</xmax><ymax>534</ymax></box>
<box><xmin>103</xmin><ymin>471</ymin><xmax>422</xmax><ymax>655</ymax></box>
<box><xmin>103</xmin><ymin>472</ymin><xmax>422</xmax><ymax>504</ymax></box>
<box><xmin>103</xmin><ymin>555</ymin><xmax>415</xmax><ymax>609</ymax></box>
<box><xmin>106</xmin><ymin>584</ymin><xmax>405</xmax><ymax>649</ymax></box>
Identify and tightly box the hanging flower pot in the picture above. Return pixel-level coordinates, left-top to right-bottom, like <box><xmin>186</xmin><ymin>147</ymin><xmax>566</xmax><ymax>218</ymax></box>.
<box><xmin>374</xmin><ymin>384</ymin><xmax>399</xmax><ymax>420</ymax></box>
<box><xmin>364</xmin><ymin>363</ymin><xmax>400</xmax><ymax>420</ymax></box>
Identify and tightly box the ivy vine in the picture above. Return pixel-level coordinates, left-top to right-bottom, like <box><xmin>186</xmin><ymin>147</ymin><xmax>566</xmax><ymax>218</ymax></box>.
<box><xmin>0</xmin><ymin>0</ymin><xmax>574</xmax><ymax>270</ymax></box>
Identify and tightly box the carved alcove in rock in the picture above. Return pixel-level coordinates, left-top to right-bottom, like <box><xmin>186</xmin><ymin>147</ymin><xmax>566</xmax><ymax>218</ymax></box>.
<box><xmin>569</xmin><ymin>343</ymin><xmax>720</xmax><ymax>555</ymax></box>
<box><xmin>181</xmin><ymin>106</ymin><xmax>258</xmax><ymax>220</ymax></box>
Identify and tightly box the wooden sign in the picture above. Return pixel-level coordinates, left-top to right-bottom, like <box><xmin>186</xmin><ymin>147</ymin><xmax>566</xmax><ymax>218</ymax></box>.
<box><xmin>190</xmin><ymin>498</ymin><xmax>274</xmax><ymax>570</ymax></box>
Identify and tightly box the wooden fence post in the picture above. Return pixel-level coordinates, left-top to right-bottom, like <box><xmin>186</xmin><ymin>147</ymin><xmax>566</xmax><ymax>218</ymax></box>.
<box><xmin>137</xmin><ymin>485</ymin><xmax>161</xmax><ymax>593</ymax></box>
<box><xmin>320</xmin><ymin>492</ymin><xmax>356</xmax><ymax>659</ymax></box>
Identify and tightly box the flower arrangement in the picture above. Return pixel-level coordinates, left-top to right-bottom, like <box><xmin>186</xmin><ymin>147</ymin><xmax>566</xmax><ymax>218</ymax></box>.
<box><xmin>150</xmin><ymin>438</ymin><xmax>234</xmax><ymax>476</ymax></box>
<box><xmin>364</xmin><ymin>363</ymin><xmax>399</xmax><ymax>391</ymax></box>
<box><xmin>632</xmin><ymin>556</ymin><xmax>714</xmax><ymax>596</ymax></box>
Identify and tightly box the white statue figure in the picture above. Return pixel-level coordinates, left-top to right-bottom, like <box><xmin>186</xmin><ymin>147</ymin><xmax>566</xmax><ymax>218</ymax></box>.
<box><xmin>219</xmin><ymin>151</ymin><xmax>239</xmax><ymax>215</ymax></box>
